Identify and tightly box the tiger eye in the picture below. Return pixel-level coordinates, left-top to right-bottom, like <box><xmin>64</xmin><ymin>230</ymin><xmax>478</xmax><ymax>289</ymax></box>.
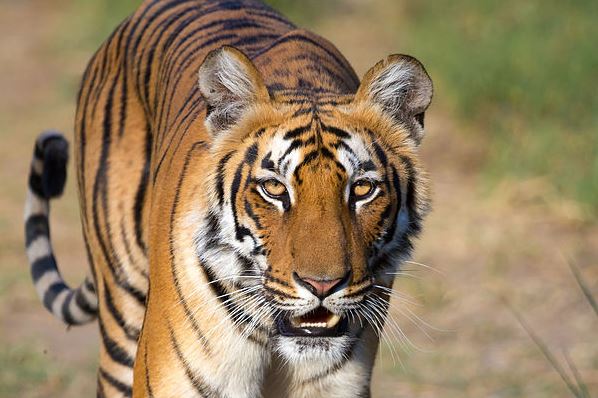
<box><xmin>262</xmin><ymin>179</ymin><xmax>287</xmax><ymax>197</ymax></box>
<box><xmin>352</xmin><ymin>180</ymin><xmax>375</xmax><ymax>198</ymax></box>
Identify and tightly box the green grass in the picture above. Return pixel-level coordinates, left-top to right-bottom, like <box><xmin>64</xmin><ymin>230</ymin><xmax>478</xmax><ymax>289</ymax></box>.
<box><xmin>0</xmin><ymin>345</ymin><xmax>66</xmax><ymax>397</ymax></box>
<box><xmin>394</xmin><ymin>0</ymin><xmax>598</xmax><ymax>216</ymax></box>
<box><xmin>0</xmin><ymin>343</ymin><xmax>98</xmax><ymax>397</ymax></box>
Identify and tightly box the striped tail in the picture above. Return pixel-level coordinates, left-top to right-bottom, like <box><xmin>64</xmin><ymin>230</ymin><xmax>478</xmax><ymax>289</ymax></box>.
<box><xmin>24</xmin><ymin>131</ymin><xmax>98</xmax><ymax>325</ymax></box>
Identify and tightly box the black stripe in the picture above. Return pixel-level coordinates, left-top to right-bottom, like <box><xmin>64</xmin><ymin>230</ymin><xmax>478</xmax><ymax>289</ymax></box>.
<box><xmin>230</xmin><ymin>151</ymin><xmax>254</xmax><ymax>243</ymax></box>
<box><xmin>25</xmin><ymin>214</ymin><xmax>49</xmax><ymax>246</ymax></box>
<box><xmin>120</xmin><ymin>279</ymin><xmax>147</xmax><ymax>306</ymax></box>
<box><xmin>244</xmin><ymin>198</ymin><xmax>263</xmax><ymax>230</ymax></box>
<box><xmin>104</xmin><ymin>281</ymin><xmax>140</xmax><ymax>342</ymax></box>
<box><xmin>120</xmin><ymin>219</ymin><xmax>148</xmax><ymax>279</ymax></box>
<box><xmin>292</xmin><ymin>150</ymin><xmax>320</xmax><ymax>184</ymax></box>
<box><xmin>99</xmin><ymin>319</ymin><xmax>135</xmax><ymax>368</ymax></box>
<box><xmin>362</xmin><ymin>160</ymin><xmax>376</xmax><ymax>172</ymax></box>
<box><xmin>215</xmin><ymin>152</ymin><xmax>235</xmax><ymax>206</ymax></box>
<box><xmin>203</xmin><ymin>209</ymin><xmax>222</xmax><ymax>250</ymax></box>
<box><xmin>99</xmin><ymin>368</ymin><xmax>132</xmax><ymax>397</ymax></box>
<box><xmin>144</xmin><ymin>341</ymin><xmax>155</xmax><ymax>398</ymax></box>
<box><xmin>28</xmin><ymin>172</ymin><xmax>45</xmax><ymax>198</ymax></box>
<box><xmin>383</xmin><ymin>166</ymin><xmax>402</xmax><ymax>244</ymax></box>
<box><xmin>245</xmin><ymin>143</ymin><xmax>259</xmax><ymax>166</ymax></box>
<box><xmin>401</xmin><ymin>156</ymin><xmax>421</xmax><ymax>232</ymax></box>
<box><xmin>261</xmin><ymin>151</ymin><xmax>275</xmax><ymax>171</ymax></box>
<box><xmin>30</xmin><ymin>256</ymin><xmax>56</xmax><ymax>283</ymax></box>
<box><xmin>60</xmin><ymin>291</ymin><xmax>75</xmax><ymax>324</ymax></box>
<box><xmin>85</xmin><ymin>277</ymin><xmax>96</xmax><ymax>293</ymax></box>
<box><xmin>263</xmin><ymin>285</ymin><xmax>300</xmax><ymax>300</ymax></box>
<box><xmin>133</xmin><ymin>124</ymin><xmax>152</xmax><ymax>255</ymax></box>
<box><xmin>42</xmin><ymin>282</ymin><xmax>67</xmax><ymax>314</ymax></box>
<box><xmin>369</xmin><ymin>134</ymin><xmax>388</xmax><ymax>167</ymax></box>
<box><xmin>278</xmin><ymin>139</ymin><xmax>307</xmax><ymax>166</ymax></box>
<box><xmin>283</xmin><ymin>123</ymin><xmax>311</xmax><ymax>140</ymax></box>
<box><xmin>97</xmin><ymin>374</ymin><xmax>106</xmax><ymax>398</ymax></box>
<box><xmin>321</xmin><ymin>123</ymin><xmax>351</xmax><ymax>139</ymax></box>
<box><xmin>74</xmin><ymin>288</ymin><xmax>97</xmax><ymax>315</ymax></box>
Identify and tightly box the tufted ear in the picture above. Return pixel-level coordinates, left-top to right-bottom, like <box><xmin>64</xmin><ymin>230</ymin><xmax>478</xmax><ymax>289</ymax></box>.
<box><xmin>355</xmin><ymin>54</ymin><xmax>433</xmax><ymax>144</ymax></box>
<box><xmin>198</xmin><ymin>46</ymin><xmax>270</xmax><ymax>135</ymax></box>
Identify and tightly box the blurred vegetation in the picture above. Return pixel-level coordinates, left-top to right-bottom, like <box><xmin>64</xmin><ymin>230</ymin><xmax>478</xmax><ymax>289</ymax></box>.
<box><xmin>0</xmin><ymin>344</ymin><xmax>84</xmax><ymax>397</ymax></box>
<box><xmin>396</xmin><ymin>0</ymin><xmax>598</xmax><ymax>217</ymax></box>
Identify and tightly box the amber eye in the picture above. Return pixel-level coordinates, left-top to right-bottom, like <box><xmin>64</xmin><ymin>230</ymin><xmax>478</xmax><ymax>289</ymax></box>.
<box><xmin>351</xmin><ymin>180</ymin><xmax>376</xmax><ymax>200</ymax></box>
<box><xmin>261</xmin><ymin>179</ymin><xmax>287</xmax><ymax>198</ymax></box>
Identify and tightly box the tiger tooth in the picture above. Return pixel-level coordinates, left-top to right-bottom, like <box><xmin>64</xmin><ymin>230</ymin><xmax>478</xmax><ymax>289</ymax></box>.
<box><xmin>327</xmin><ymin>315</ymin><xmax>341</xmax><ymax>328</ymax></box>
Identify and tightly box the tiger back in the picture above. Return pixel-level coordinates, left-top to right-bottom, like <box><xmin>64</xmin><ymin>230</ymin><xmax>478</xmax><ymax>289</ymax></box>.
<box><xmin>23</xmin><ymin>1</ymin><xmax>433</xmax><ymax>397</ymax></box>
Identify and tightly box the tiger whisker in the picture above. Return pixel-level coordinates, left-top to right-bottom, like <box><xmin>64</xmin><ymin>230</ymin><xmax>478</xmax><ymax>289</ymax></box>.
<box><xmin>403</xmin><ymin>260</ymin><xmax>445</xmax><ymax>276</ymax></box>
<box><xmin>369</xmin><ymin>295</ymin><xmax>425</xmax><ymax>352</ymax></box>
<box><xmin>373</xmin><ymin>285</ymin><xmax>421</xmax><ymax>307</ymax></box>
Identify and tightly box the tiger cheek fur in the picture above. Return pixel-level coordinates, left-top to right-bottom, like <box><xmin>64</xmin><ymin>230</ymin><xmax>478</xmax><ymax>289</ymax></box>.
<box><xmin>24</xmin><ymin>1</ymin><xmax>432</xmax><ymax>397</ymax></box>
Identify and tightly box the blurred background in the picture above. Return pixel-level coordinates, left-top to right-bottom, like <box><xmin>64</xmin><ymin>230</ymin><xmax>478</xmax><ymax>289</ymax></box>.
<box><xmin>1</xmin><ymin>0</ymin><xmax>596</xmax><ymax>396</ymax></box>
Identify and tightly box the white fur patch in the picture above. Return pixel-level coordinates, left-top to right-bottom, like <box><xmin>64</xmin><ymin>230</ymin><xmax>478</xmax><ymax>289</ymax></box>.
<box><xmin>369</xmin><ymin>62</ymin><xmax>414</xmax><ymax>114</ymax></box>
<box><xmin>24</xmin><ymin>189</ymin><xmax>48</xmax><ymax>219</ymax></box>
<box><xmin>26</xmin><ymin>236</ymin><xmax>51</xmax><ymax>264</ymax></box>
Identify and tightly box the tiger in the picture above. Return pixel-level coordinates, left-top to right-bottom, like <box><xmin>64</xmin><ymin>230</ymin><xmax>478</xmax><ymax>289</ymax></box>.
<box><xmin>23</xmin><ymin>0</ymin><xmax>432</xmax><ymax>396</ymax></box>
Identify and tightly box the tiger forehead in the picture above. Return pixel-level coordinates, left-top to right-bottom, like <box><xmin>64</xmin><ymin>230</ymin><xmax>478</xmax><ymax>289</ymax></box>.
<box><xmin>246</xmin><ymin>111</ymin><xmax>379</xmax><ymax>183</ymax></box>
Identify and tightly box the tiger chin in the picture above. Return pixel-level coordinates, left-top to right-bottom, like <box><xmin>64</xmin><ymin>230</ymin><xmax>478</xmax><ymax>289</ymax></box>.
<box><xmin>24</xmin><ymin>1</ymin><xmax>432</xmax><ymax>397</ymax></box>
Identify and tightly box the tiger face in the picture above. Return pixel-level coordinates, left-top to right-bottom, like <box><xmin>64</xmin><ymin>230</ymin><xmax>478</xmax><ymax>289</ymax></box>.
<box><xmin>193</xmin><ymin>47</ymin><xmax>432</xmax><ymax>364</ymax></box>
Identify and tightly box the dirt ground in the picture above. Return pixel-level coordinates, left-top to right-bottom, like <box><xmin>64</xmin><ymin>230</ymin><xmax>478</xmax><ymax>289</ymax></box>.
<box><xmin>1</xmin><ymin>1</ymin><xmax>596</xmax><ymax>397</ymax></box>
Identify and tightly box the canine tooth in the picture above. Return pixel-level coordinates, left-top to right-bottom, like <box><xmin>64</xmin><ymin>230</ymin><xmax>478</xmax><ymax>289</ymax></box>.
<box><xmin>327</xmin><ymin>315</ymin><xmax>341</xmax><ymax>328</ymax></box>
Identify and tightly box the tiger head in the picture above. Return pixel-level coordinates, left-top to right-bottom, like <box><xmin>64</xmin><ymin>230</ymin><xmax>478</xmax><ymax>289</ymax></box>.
<box><xmin>193</xmin><ymin>46</ymin><xmax>432</xmax><ymax>365</ymax></box>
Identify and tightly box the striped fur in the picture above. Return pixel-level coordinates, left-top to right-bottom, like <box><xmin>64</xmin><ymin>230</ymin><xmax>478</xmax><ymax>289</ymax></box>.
<box><xmin>24</xmin><ymin>1</ymin><xmax>433</xmax><ymax>397</ymax></box>
<box><xmin>25</xmin><ymin>132</ymin><xmax>98</xmax><ymax>325</ymax></box>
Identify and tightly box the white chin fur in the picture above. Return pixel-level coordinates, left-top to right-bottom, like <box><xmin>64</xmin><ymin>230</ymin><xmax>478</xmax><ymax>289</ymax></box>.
<box><xmin>274</xmin><ymin>335</ymin><xmax>353</xmax><ymax>367</ymax></box>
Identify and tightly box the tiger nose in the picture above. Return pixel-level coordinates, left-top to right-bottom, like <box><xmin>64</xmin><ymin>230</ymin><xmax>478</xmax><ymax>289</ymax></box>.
<box><xmin>293</xmin><ymin>272</ymin><xmax>350</xmax><ymax>298</ymax></box>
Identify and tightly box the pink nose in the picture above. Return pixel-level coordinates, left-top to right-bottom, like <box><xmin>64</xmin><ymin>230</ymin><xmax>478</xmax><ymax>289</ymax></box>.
<box><xmin>294</xmin><ymin>273</ymin><xmax>347</xmax><ymax>298</ymax></box>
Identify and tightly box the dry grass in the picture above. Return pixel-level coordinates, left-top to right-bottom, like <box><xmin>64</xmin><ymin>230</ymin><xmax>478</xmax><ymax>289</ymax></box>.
<box><xmin>0</xmin><ymin>1</ymin><xmax>596</xmax><ymax>397</ymax></box>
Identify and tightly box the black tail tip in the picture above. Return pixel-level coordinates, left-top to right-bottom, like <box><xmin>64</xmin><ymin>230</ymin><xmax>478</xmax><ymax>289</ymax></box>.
<box><xmin>32</xmin><ymin>131</ymin><xmax>69</xmax><ymax>199</ymax></box>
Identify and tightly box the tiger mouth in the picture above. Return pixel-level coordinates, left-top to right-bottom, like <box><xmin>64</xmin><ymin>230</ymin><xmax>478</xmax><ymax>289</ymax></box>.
<box><xmin>277</xmin><ymin>307</ymin><xmax>348</xmax><ymax>337</ymax></box>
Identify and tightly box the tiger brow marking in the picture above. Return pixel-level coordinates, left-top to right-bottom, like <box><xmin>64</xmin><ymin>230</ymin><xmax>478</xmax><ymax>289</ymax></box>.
<box><xmin>230</xmin><ymin>145</ymin><xmax>259</xmax><ymax>243</ymax></box>
<box><xmin>283</xmin><ymin>123</ymin><xmax>312</xmax><ymax>140</ymax></box>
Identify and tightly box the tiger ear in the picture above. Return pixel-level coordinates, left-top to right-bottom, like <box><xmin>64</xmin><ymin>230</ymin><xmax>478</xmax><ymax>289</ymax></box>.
<box><xmin>198</xmin><ymin>46</ymin><xmax>270</xmax><ymax>135</ymax></box>
<box><xmin>355</xmin><ymin>54</ymin><xmax>433</xmax><ymax>144</ymax></box>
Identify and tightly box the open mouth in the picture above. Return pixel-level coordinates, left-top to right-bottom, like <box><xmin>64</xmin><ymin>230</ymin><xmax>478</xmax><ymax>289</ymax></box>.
<box><xmin>277</xmin><ymin>307</ymin><xmax>348</xmax><ymax>337</ymax></box>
